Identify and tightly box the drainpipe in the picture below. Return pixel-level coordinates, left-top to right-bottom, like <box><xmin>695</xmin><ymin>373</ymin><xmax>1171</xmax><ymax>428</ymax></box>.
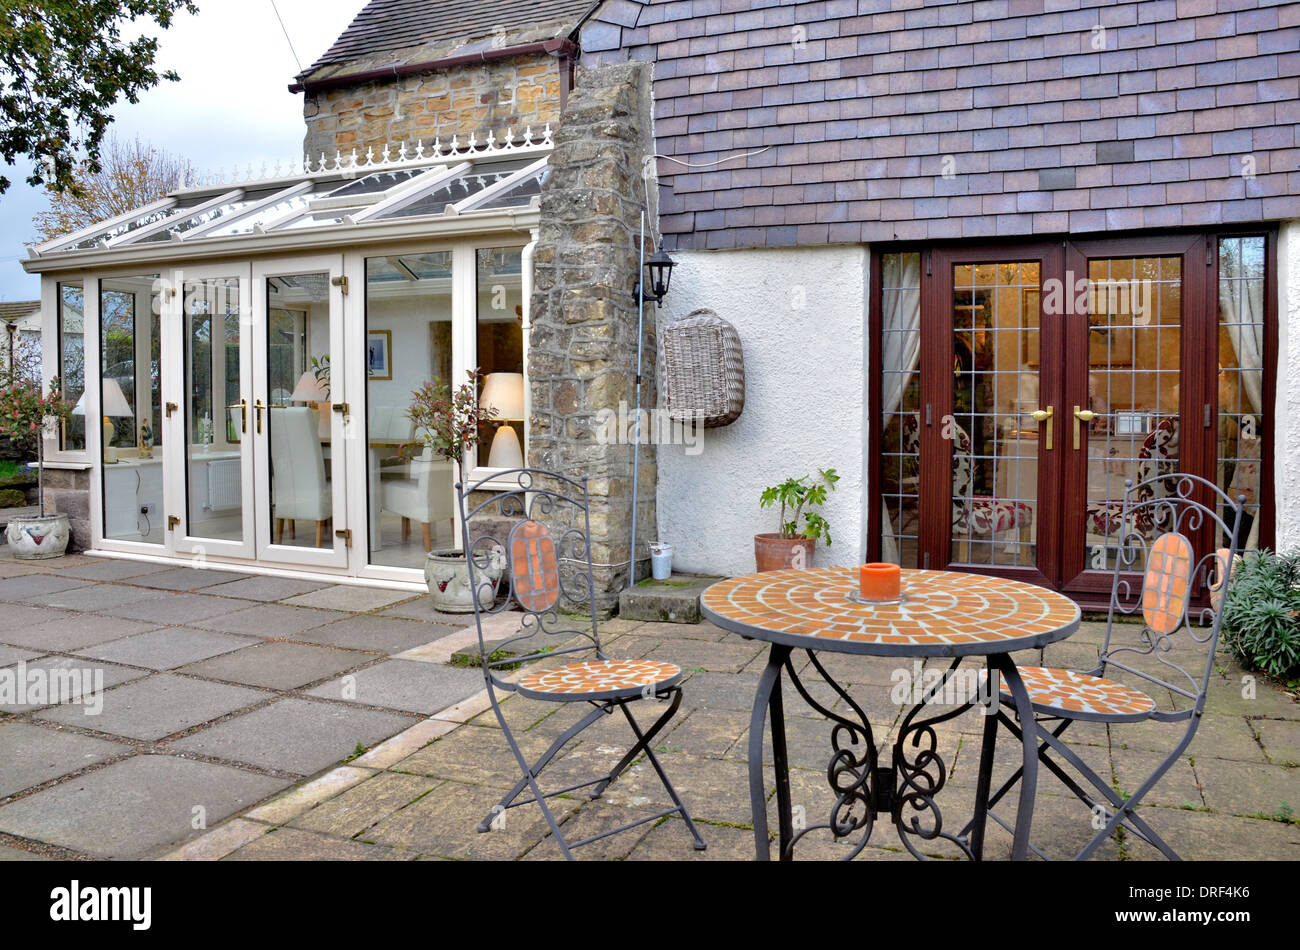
<box><xmin>628</xmin><ymin>211</ymin><xmax>647</xmax><ymax>589</ymax></box>
<box><xmin>521</xmin><ymin>233</ymin><xmax>537</xmax><ymax>463</ymax></box>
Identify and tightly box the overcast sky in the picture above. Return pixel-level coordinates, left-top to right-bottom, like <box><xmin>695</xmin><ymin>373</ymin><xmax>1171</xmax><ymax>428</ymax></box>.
<box><xmin>0</xmin><ymin>0</ymin><xmax>365</xmax><ymax>302</ymax></box>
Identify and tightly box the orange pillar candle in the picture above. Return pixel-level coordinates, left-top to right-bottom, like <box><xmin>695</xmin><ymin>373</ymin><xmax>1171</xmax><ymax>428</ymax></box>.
<box><xmin>859</xmin><ymin>563</ymin><xmax>902</xmax><ymax>602</ymax></box>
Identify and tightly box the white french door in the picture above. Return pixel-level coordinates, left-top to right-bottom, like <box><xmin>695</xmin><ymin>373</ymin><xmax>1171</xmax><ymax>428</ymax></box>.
<box><xmin>251</xmin><ymin>255</ymin><xmax>349</xmax><ymax>568</ymax></box>
<box><xmin>170</xmin><ymin>264</ymin><xmax>256</xmax><ymax>560</ymax></box>
<box><xmin>165</xmin><ymin>258</ymin><xmax>350</xmax><ymax>568</ymax></box>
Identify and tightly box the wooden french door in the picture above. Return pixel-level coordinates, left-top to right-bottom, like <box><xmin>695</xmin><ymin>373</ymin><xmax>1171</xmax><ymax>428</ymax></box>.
<box><xmin>884</xmin><ymin>234</ymin><xmax>1243</xmax><ymax>603</ymax></box>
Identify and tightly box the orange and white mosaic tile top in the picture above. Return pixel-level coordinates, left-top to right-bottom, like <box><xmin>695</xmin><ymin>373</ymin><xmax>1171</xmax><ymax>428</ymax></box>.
<box><xmin>510</xmin><ymin>519</ymin><xmax>561</xmax><ymax>613</ymax></box>
<box><xmin>515</xmin><ymin>659</ymin><xmax>683</xmax><ymax>699</ymax></box>
<box><xmin>999</xmin><ymin>666</ymin><xmax>1156</xmax><ymax>719</ymax></box>
<box><xmin>701</xmin><ymin>568</ymin><xmax>1079</xmax><ymax>656</ymax></box>
<box><xmin>1142</xmin><ymin>532</ymin><xmax>1194</xmax><ymax>635</ymax></box>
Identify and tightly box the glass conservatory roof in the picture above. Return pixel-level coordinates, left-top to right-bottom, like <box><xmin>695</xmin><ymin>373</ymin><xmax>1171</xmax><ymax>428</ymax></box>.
<box><xmin>32</xmin><ymin>129</ymin><xmax>552</xmax><ymax>260</ymax></box>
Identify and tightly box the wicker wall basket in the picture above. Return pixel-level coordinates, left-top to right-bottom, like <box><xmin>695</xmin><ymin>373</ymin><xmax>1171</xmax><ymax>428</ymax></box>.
<box><xmin>661</xmin><ymin>308</ymin><xmax>745</xmax><ymax>427</ymax></box>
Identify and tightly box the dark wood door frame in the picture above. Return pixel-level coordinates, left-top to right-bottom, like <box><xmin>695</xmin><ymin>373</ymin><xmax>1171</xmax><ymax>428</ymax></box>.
<box><xmin>868</xmin><ymin>229</ymin><xmax>1278</xmax><ymax>606</ymax></box>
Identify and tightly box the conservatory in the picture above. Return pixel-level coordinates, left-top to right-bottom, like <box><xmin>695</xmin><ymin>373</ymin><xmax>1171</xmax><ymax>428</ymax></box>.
<box><xmin>24</xmin><ymin>131</ymin><xmax>549</xmax><ymax>588</ymax></box>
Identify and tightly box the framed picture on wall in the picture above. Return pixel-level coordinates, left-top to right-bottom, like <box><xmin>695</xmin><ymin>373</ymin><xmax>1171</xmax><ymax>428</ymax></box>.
<box><xmin>367</xmin><ymin>330</ymin><xmax>392</xmax><ymax>380</ymax></box>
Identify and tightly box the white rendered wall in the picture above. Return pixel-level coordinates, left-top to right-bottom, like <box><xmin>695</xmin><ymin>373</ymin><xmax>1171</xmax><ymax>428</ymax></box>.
<box><xmin>1276</xmin><ymin>220</ymin><xmax>1300</xmax><ymax>551</ymax></box>
<box><xmin>654</xmin><ymin>245</ymin><xmax>868</xmax><ymax>577</ymax></box>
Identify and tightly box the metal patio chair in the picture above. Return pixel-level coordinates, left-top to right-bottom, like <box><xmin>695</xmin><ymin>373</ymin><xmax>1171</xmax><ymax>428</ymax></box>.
<box><xmin>456</xmin><ymin>467</ymin><xmax>706</xmax><ymax>859</ymax></box>
<box><xmin>965</xmin><ymin>472</ymin><xmax>1244</xmax><ymax>860</ymax></box>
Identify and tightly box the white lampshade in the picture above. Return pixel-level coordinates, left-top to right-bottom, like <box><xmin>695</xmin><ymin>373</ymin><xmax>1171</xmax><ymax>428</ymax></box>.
<box><xmin>72</xmin><ymin>379</ymin><xmax>131</xmax><ymax>416</ymax></box>
<box><xmin>487</xmin><ymin>424</ymin><xmax>524</xmax><ymax>469</ymax></box>
<box><xmin>101</xmin><ymin>379</ymin><xmax>133</xmax><ymax>417</ymax></box>
<box><xmin>290</xmin><ymin>371</ymin><xmax>329</xmax><ymax>402</ymax></box>
<box><xmin>480</xmin><ymin>372</ymin><xmax>524</xmax><ymax>421</ymax></box>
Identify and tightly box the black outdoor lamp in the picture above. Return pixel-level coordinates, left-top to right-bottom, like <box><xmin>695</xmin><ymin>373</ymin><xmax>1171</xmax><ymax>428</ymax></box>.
<box><xmin>635</xmin><ymin>248</ymin><xmax>675</xmax><ymax>307</ymax></box>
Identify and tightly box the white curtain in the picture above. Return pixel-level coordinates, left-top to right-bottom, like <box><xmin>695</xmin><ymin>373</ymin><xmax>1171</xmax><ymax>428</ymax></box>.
<box><xmin>1218</xmin><ymin>244</ymin><xmax>1265</xmax><ymax>549</ymax></box>
<box><xmin>880</xmin><ymin>253</ymin><xmax>922</xmax><ymax>563</ymax></box>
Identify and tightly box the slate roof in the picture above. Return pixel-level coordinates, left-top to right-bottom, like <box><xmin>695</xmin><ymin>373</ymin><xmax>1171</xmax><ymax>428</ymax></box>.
<box><xmin>0</xmin><ymin>302</ymin><xmax>39</xmax><ymax>324</ymax></box>
<box><xmin>305</xmin><ymin>0</ymin><xmax>594</xmax><ymax>74</ymax></box>
<box><xmin>582</xmin><ymin>0</ymin><xmax>1300</xmax><ymax>250</ymax></box>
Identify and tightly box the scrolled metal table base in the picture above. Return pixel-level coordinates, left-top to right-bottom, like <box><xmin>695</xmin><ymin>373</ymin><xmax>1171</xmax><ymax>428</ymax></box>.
<box><xmin>750</xmin><ymin>646</ymin><xmax>1039</xmax><ymax>861</ymax></box>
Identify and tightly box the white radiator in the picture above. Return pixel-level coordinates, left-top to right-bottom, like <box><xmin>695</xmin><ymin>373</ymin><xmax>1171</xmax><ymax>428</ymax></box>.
<box><xmin>206</xmin><ymin>459</ymin><xmax>242</xmax><ymax>511</ymax></box>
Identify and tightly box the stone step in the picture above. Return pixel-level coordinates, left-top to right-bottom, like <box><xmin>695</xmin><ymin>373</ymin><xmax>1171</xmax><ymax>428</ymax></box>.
<box><xmin>618</xmin><ymin>573</ymin><xmax>725</xmax><ymax>624</ymax></box>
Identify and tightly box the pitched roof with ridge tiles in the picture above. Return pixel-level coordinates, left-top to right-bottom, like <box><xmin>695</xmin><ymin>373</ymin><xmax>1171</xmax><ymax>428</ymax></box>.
<box><xmin>582</xmin><ymin>0</ymin><xmax>1300</xmax><ymax>250</ymax></box>
<box><xmin>303</xmin><ymin>0</ymin><xmax>596</xmax><ymax>76</ymax></box>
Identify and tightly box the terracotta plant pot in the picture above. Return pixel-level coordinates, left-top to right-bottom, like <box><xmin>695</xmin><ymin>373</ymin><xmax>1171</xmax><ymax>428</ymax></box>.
<box><xmin>6</xmin><ymin>513</ymin><xmax>70</xmax><ymax>560</ymax></box>
<box><xmin>424</xmin><ymin>548</ymin><xmax>507</xmax><ymax>613</ymax></box>
<box><xmin>754</xmin><ymin>533</ymin><xmax>815</xmax><ymax>572</ymax></box>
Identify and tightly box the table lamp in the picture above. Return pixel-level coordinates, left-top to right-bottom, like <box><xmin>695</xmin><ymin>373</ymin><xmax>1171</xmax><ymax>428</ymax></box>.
<box><xmin>73</xmin><ymin>379</ymin><xmax>133</xmax><ymax>463</ymax></box>
<box><xmin>290</xmin><ymin>370</ymin><xmax>331</xmax><ymax>438</ymax></box>
<box><xmin>480</xmin><ymin>372</ymin><xmax>524</xmax><ymax>469</ymax></box>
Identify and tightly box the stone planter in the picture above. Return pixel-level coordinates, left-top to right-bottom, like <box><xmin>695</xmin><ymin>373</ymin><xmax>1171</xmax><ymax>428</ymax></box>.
<box><xmin>754</xmin><ymin>533</ymin><xmax>815</xmax><ymax>572</ymax></box>
<box><xmin>425</xmin><ymin>548</ymin><xmax>507</xmax><ymax>613</ymax></box>
<box><xmin>6</xmin><ymin>512</ymin><xmax>70</xmax><ymax>560</ymax></box>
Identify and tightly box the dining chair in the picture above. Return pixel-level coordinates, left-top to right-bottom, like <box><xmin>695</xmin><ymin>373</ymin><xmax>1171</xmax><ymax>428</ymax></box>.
<box><xmin>380</xmin><ymin>445</ymin><xmax>455</xmax><ymax>552</ymax></box>
<box><xmin>456</xmin><ymin>467</ymin><xmax>706</xmax><ymax>859</ymax></box>
<box><xmin>966</xmin><ymin>472</ymin><xmax>1244</xmax><ymax>860</ymax></box>
<box><xmin>268</xmin><ymin>407</ymin><xmax>332</xmax><ymax>546</ymax></box>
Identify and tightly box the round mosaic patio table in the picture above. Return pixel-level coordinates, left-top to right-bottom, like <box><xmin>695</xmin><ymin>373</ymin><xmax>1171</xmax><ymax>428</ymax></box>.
<box><xmin>701</xmin><ymin>567</ymin><xmax>1081</xmax><ymax>861</ymax></box>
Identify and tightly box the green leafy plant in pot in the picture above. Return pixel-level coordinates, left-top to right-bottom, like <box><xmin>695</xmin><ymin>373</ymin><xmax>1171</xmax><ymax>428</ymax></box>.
<box><xmin>406</xmin><ymin>370</ymin><xmax>506</xmax><ymax>612</ymax></box>
<box><xmin>1220</xmin><ymin>549</ymin><xmax>1300</xmax><ymax>683</ymax></box>
<box><xmin>755</xmin><ymin>468</ymin><xmax>839</xmax><ymax>571</ymax></box>
<box><xmin>0</xmin><ymin>377</ymin><xmax>72</xmax><ymax>558</ymax></box>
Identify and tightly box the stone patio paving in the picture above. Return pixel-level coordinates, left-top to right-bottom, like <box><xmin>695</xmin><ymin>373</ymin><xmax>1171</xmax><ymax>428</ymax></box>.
<box><xmin>1</xmin><ymin>550</ymin><xmax>1298</xmax><ymax>861</ymax></box>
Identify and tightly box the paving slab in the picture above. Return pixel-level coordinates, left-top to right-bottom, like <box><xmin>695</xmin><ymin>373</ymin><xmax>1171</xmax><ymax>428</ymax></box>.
<box><xmin>0</xmin><ymin>656</ymin><xmax>149</xmax><ymax>713</ymax></box>
<box><xmin>36</xmin><ymin>674</ymin><xmax>270</xmax><ymax>740</ymax></box>
<box><xmin>1254</xmin><ymin>718</ymin><xmax>1300</xmax><ymax>765</ymax></box>
<box><xmin>124</xmin><ymin>567</ymin><xmax>247</xmax><ymax>591</ymax></box>
<box><xmin>0</xmin><ymin>754</ymin><xmax>286</xmax><ymax>859</ymax></box>
<box><xmin>1193</xmin><ymin>759</ymin><xmax>1300</xmax><ymax>818</ymax></box>
<box><xmin>0</xmin><ymin>614</ymin><xmax>161</xmax><ymax>652</ymax></box>
<box><xmin>75</xmin><ymin>627</ymin><xmax>257</xmax><ymax>670</ymax></box>
<box><xmin>290</xmin><ymin>614</ymin><xmax>452</xmax><ymax>654</ymax></box>
<box><xmin>186</xmin><ymin>603</ymin><xmax>349</xmax><ymax>638</ymax></box>
<box><xmin>169</xmin><ymin>697</ymin><xmax>413</xmax><ymax>775</ymax></box>
<box><xmin>0</xmin><ymin>843</ymin><xmax>50</xmax><ymax>860</ymax></box>
<box><xmin>0</xmin><ymin>721</ymin><xmax>128</xmax><ymax>798</ymax></box>
<box><xmin>0</xmin><ymin>644</ymin><xmax>40</xmax><ymax>667</ymax></box>
<box><xmin>101</xmin><ymin>592</ymin><xmax>245</xmax><ymax>625</ymax></box>
<box><xmin>56</xmin><ymin>560</ymin><xmax>176</xmax><ymax>581</ymax></box>
<box><xmin>305</xmin><ymin>658</ymin><xmax>483</xmax><ymax>714</ymax></box>
<box><xmin>222</xmin><ymin>826</ymin><xmax>412</xmax><ymax>861</ymax></box>
<box><xmin>178</xmin><ymin>641</ymin><xmax>376</xmax><ymax>690</ymax></box>
<box><xmin>0</xmin><ymin>574</ymin><xmax>93</xmax><ymax>601</ymax></box>
<box><xmin>0</xmin><ymin>602</ymin><xmax>84</xmax><ymax>634</ymax></box>
<box><xmin>283</xmin><ymin>585</ymin><xmax>419</xmax><ymax>612</ymax></box>
<box><xmin>206</xmin><ymin>575</ymin><xmax>329</xmax><ymax>602</ymax></box>
<box><xmin>380</xmin><ymin>599</ymin><xmax>479</xmax><ymax>624</ymax></box>
<box><xmin>19</xmin><ymin>583</ymin><xmax>167</xmax><ymax>612</ymax></box>
<box><xmin>290</xmin><ymin>771</ymin><xmax>439</xmax><ymax>838</ymax></box>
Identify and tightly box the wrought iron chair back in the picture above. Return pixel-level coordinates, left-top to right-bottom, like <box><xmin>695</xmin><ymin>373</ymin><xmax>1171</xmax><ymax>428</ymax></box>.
<box><xmin>1098</xmin><ymin>472</ymin><xmax>1245</xmax><ymax>717</ymax></box>
<box><xmin>457</xmin><ymin>468</ymin><xmax>602</xmax><ymax>690</ymax></box>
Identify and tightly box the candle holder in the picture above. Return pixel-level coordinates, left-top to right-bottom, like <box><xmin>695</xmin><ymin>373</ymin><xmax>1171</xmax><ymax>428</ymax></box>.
<box><xmin>855</xmin><ymin>562</ymin><xmax>903</xmax><ymax>605</ymax></box>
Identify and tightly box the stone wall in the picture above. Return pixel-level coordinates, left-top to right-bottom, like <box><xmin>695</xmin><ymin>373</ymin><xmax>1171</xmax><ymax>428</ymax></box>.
<box><xmin>303</xmin><ymin>54</ymin><xmax>563</xmax><ymax>159</ymax></box>
<box><xmin>41</xmin><ymin>468</ymin><xmax>90</xmax><ymax>553</ymax></box>
<box><xmin>528</xmin><ymin>61</ymin><xmax>658</xmax><ymax>617</ymax></box>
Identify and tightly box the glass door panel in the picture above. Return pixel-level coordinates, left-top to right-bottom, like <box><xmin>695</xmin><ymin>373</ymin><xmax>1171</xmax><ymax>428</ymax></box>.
<box><xmin>178</xmin><ymin>269</ymin><xmax>253</xmax><ymax>557</ymax></box>
<box><xmin>950</xmin><ymin>261</ymin><xmax>1042</xmax><ymax>568</ymax></box>
<box><xmin>252</xmin><ymin>259</ymin><xmax>348</xmax><ymax>568</ymax></box>
<box><xmin>1079</xmin><ymin>256</ymin><xmax>1182</xmax><ymax>573</ymax></box>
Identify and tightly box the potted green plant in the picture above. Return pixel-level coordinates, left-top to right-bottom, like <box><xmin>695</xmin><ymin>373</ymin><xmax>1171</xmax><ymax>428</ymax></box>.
<box><xmin>755</xmin><ymin>469</ymin><xmax>839</xmax><ymax>571</ymax></box>
<box><xmin>406</xmin><ymin>370</ymin><xmax>506</xmax><ymax>612</ymax></box>
<box><xmin>0</xmin><ymin>377</ymin><xmax>73</xmax><ymax>558</ymax></box>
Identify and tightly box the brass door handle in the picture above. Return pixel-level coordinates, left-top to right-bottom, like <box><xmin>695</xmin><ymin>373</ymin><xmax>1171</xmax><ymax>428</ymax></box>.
<box><xmin>226</xmin><ymin>400</ymin><xmax>246</xmax><ymax>434</ymax></box>
<box><xmin>1073</xmin><ymin>405</ymin><xmax>1096</xmax><ymax>450</ymax></box>
<box><xmin>254</xmin><ymin>399</ymin><xmax>266</xmax><ymax>435</ymax></box>
<box><xmin>1031</xmin><ymin>406</ymin><xmax>1054</xmax><ymax>450</ymax></box>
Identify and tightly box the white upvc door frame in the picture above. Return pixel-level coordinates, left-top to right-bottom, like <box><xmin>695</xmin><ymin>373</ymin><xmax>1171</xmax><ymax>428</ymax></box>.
<box><xmin>169</xmin><ymin>262</ymin><xmax>256</xmax><ymax>561</ymax></box>
<box><xmin>91</xmin><ymin>267</ymin><xmax>173</xmax><ymax>558</ymax></box>
<box><xmin>251</xmin><ymin>254</ymin><xmax>350</xmax><ymax>569</ymax></box>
